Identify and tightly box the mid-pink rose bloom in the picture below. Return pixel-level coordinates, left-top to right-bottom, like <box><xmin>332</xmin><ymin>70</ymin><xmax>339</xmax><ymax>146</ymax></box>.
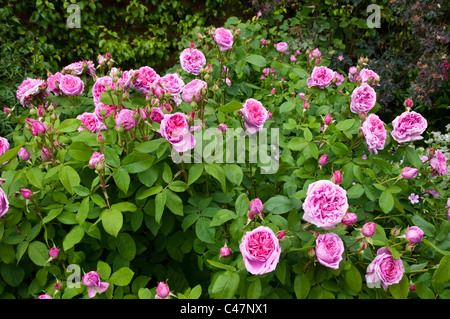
<box><xmin>181</xmin><ymin>79</ymin><xmax>207</xmax><ymax>104</ymax></box>
<box><xmin>391</xmin><ymin>111</ymin><xmax>427</xmax><ymax>143</ymax></box>
<box><xmin>306</xmin><ymin>66</ymin><xmax>335</xmax><ymax>89</ymax></box>
<box><xmin>302</xmin><ymin>180</ymin><xmax>348</xmax><ymax>230</ymax></box>
<box><xmin>16</xmin><ymin>77</ymin><xmax>49</xmax><ymax>107</ymax></box>
<box><xmin>214</xmin><ymin>28</ymin><xmax>234</xmax><ymax>51</ymax></box>
<box><xmin>239</xmin><ymin>226</ymin><xmax>281</xmax><ymax>275</ymax></box>
<box><xmin>315</xmin><ymin>232</ymin><xmax>345</xmax><ymax>270</ymax></box>
<box><xmin>115</xmin><ymin>108</ymin><xmax>136</xmax><ymax>131</ymax></box>
<box><xmin>366</xmin><ymin>247</ymin><xmax>405</xmax><ymax>289</ymax></box>
<box><xmin>179</xmin><ymin>48</ymin><xmax>206</xmax><ymax>75</ymax></box>
<box><xmin>63</xmin><ymin>60</ymin><xmax>96</xmax><ymax>76</ymax></box>
<box><xmin>276</xmin><ymin>42</ymin><xmax>288</xmax><ymax>53</ymax></box>
<box><xmin>0</xmin><ymin>137</ymin><xmax>10</xmax><ymax>160</ymax></box>
<box><xmin>59</xmin><ymin>74</ymin><xmax>84</xmax><ymax>96</ymax></box>
<box><xmin>134</xmin><ymin>66</ymin><xmax>160</xmax><ymax>95</ymax></box>
<box><xmin>429</xmin><ymin>149</ymin><xmax>448</xmax><ymax>177</ymax></box>
<box><xmin>89</xmin><ymin>151</ymin><xmax>105</xmax><ymax>169</ymax></box>
<box><xmin>160</xmin><ymin>112</ymin><xmax>195</xmax><ymax>153</ymax></box>
<box><xmin>47</xmin><ymin>72</ymin><xmax>63</xmax><ymax>95</ymax></box>
<box><xmin>0</xmin><ymin>187</ymin><xmax>9</xmax><ymax>218</ymax></box>
<box><xmin>405</xmin><ymin>226</ymin><xmax>424</xmax><ymax>244</ymax></box>
<box><xmin>150</xmin><ymin>107</ymin><xmax>165</xmax><ymax>123</ymax></box>
<box><xmin>240</xmin><ymin>98</ymin><xmax>270</xmax><ymax>134</ymax></box>
<box><xmin>361</xmin><ymin>113</ymin><xmax>386</xmax><ymax>154</ymax></box>
<box><xmin>82</xmin><ymin>271</ymin><xmax>109</xmax><ymax>298</ymax></box>
<box><xmin>77</xmin><ymin>112</ymin><xmax>105</xmax><ymax>133</ymax></box>
<box><xmin>350</xmin><ymin>84</ymin><xmax>377</xmax><ymax>114</ymax></box>
<box><xmin>358</xmin><ymin>68</ymin><xmax>380</xmax><ymax>86</ymax></box>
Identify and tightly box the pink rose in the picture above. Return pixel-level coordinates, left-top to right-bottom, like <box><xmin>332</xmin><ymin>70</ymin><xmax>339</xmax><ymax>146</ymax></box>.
<box><xmin>302</xmin><ymin>180</ymin><xmax>348</xmax><ymax>230</ymax></box>
<box><xmin>0</xmin><ymin>187</ymin><xmax>9</xmax><ymax>218</ymax></box>
<box><xmin>150</xmin><ymin>107</ymin><xmax>165</xmax><ymax>123</ymax></box>
<box><xmin>332</xmin><ymin>170</ymin><xmax>343</xmax><ymax>184</ymax></box>
<box><xmin>47</xmin><ymin>72</ymin><xmax>63</xmax><ymax>95</ymax></box>
<box><xmin>361</xmin><ymin>113</ymin><xmax>386</xmax><ymax>154</ymax></box>
<box><xmin>239</xmin><ymin>226</ymin><xmax>281</xmax><ymax>275</ymax></box>
<box><xmin>160</xmin><ymin>112</ymin><xmax>195</xmax><ymax>152</ymax></box>
<box><xmin>341</xmin><ymin>212</ymin><xmax>357</xmax><ymax>226</ymax></box>
<box><xmin>213</xmin><ymin>28</ymin><xmax>234</xmax><ymax>51</ymax></box>
<box><xmin>318</xmin><ymin>154</ymin><xmax>328</xmax><ymax>166</ymax></box>
<box><xmin>160</xmin><ymin>73</ymin><xmax>185</xmax><ymax>97</ymax></box>
<box><xmin>220</xmin><ymin>245</ymin><xmax>232</xmax><ymax>258</ymax></box>
<box><xmin>20</xmin><ymin>188</ymin><xmax>32</xmax><ymax>200</ymax></box>
<box><xmin>179</xmin><ymin>48</ymin><xmax>206</xmax><ymax>75</ymax></box>
<box><xmin>38</xmin><ymin>294</ymin><xmax>53</xmax><ymax>299</ymax></box>
<box><xmin>306</xmin><ymin>66</ymin><xmax>335</xmax><ymax>89</ymax></box>
<box><xmin>0</xmin><ymin>137</ymin><xmax>10</xmax><ymax>161</ymax></box>
<box><xmin>348</xmin><ymin>66</ymin><xmax>359</xmax><ymax>82</ymax></box>
<box><xmin>18</xmin><ymin>147</ymin><xmax>30</xmax><ymax>161</ymax></box>
<box><xmin>63</xmin><ymin>60</ymin><xmax>95</xmax><ymax>76</ymax></box>
<box><xmin>350</xmin><ymin>84</ymin><xmax>377</xmax><ymax>114</ymax></box>
<box><xmin>366</xmin><ymin>247</ymin><xmax>405</xmax><ymax>289</ymax></box>
<box><xmin>358</xmin><ymin>68</ymin><xmax>380</xmax><ymax>86</ymax></box>
<box><xmin>16</xmin><ymin>78</ymin><xmax>49</xmax><ymax>107</ymax></box>
<box><xmin>276</xmin><ymin>42</ymin><xmax>288</xmax><ymax>53</ymax></box>
<box><xmin>333</xmin><ymin>72</ymin><xmax>345</xmax><ymax>86</ymax></box>
<box><xmin>405</xmin><ymin>226</ymin><xmax>424</xmax><ymax>244</ymax></box>
<box><xmin>401</xmin><ymin>167</ymin><xmax>418</xmax><ymax>179</ymax></box>
<box><xmin>391</xmin><ymin>111</ymin><xmax>427</xmax><ymax>143</ymax></box>
<box><xmin>77</xmin><ymin>112</ymin><xmax>105</xmax><ymax>133</ymax></box>
<box><xmin>240</xmin><ymin>98</ymin><xmax>270</xmax><ymax>134</ymax></box>
<box><xmin>115</xmin><ymin>108</ymin><xmax>136</xmax><ymax>131</ymax></box>
<box><xmin>89</xmin><ymin>151</ymin><xmax>105</xmax><ymax>169</ymax></box>
<box><xmin>48</xmin><ymin>247</ymin><xmax>60</xmax><ymax>258</ymax></box>
<box><xmin>41</xmin><ymin>146</ymin><xmax>52</xmax><ymax>161</ymax></box>
<box><xmin>218</xmin><ymin>123</ymin><xmax>228</xmax><ymax>132</ymax></box>
<box><xmin>133</xmin><ymin>66</ymin><xmax>160</xmax><ymax>94</ymax></box>
<box><xmin>315</xmin><ymin>232</ymin><xmax>344</xmax><ymax>270</ymax></box>
<box><xmin>59</xmin><ymin>74</ymin><xmax>84</xmax><ymax>96</ymax></box>
<box><xmin>156</xmin><ymin>282</ymin><xmax>170</xmax><ymax>299</ymax></box>
<box><xmin>249</xmin><ymin>198</ymin><xmax>263</xmax><ymax>219</ymax></box>
<box><xmin>118</xmin><ymin>69</ymin><xmax>136</xmax><ymax>89</ymax></box>
<box><xmin>429</xmin><ymin>149</ymin><xmax>447</xmax><ymax>177</ymax></box>
<box><xmin>26</xmin><ymin>118</ymin><xmax>46</xmax><ymax>136</ymax></box>
<box><xmin>362</xmin><ymin>222</ymin><xmax>376</xmax><ymax>237</ymax></box>
<box><xmin>309</xmin><ymin>48</ymin><xmax>321</xmax><ymax>59</ymax></box>
<box><xmin>181</xmin><ymin>79</ymin><xmax>207</xmax><ymax>104</ymax></box>
<box><xmin>82</xmin><ymin>271</ymin><xmax>109</xmax><ymax>298</ymax></box>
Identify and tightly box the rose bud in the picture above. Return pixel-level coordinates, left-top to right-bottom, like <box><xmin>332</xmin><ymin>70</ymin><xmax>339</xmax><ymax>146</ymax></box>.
<box><xmin>404</xmin><ymin>98</ymin><xmax>413</xmax><ymax>109</ymax></box>
<box><xmin>391</xmin><ymin>228</ymin><xmax>400</xmax><ymax>237</ymax></box>
<box><xmin>401</xmin><ymin>167</ymin><xmax>418</xmax><ymax>179</ymax></box>
<box><xmin>49</xmin><ymin>247</ymin><xmax>60</xmax><ymax>258</ymax></box>
<box><xmin>405</xmin><ymin>226</ymin><xmax>424</xmax><ymax>244</ymax></box>
<box><xmin>20</xmin><ymin>188</ymin><xmax>32</xmax><ymax>200</ymax></box>
<box><xmin>361</xmin><ymin>222</ymin><xmax>376</xmax><ymax>237</ymax></box>
<box><xmin>409</xmin><ymin>284</ymin><xmax>416</xmax><ymax>292</ymax></box>
<box><xmin>303</xmin><ymin>100</ymin><xmax>309</xmax><ymax>110</ymax></box>
<box><xmin>276</xmin><ymin>231</ymin><xmax>287</xmax><ymax>240</ymax></box>
<box><xmin>318</xmin><ymin>154</ymin><xmax>328</xmax><ymax>167</ymax></box>
<box><xmin>156</xmin><ymin>282</ymin><xmax>170</xmax><ymax>299</ymax></box>
<box><xmin>54</xmin><ymin>282</ymin><xmax>62</xmax><ymax>291</ymax></box>
<box><xmin>18</xmin><ymin>147</ymin><xmax>30</xmax><ymax>161</ymax></box>
<box><xmin>220</xmin><ymin>245</ymin><xmax>232</xmax><ymax>258</ymax></box>
<box><xmin>218</xmin><ymin>123</ymin><xmax>228</xmax><ymax>132</ymax></box>
<box><xmin>341</xmin><ymin>212</ymin><xmax>357</xmax><ymax>226</ymax></box>
<box><xmin>332</xmin><ymin>170</ymin><xmax>343</xmax><ymax>184</ymax></box>
<box><xmin>405</xmin><ymin>244</ymin><xmax>415</xmax><ymax>252</ymax></box>
<box><xmin>249</xmin><ymin>198</ymin><xmax>263</xmax><ymax>217</ymax></box>
<box><xmin>324</xmin><ymin>114</ymin><xmax>332</xmax><ymax>126</ymax></box>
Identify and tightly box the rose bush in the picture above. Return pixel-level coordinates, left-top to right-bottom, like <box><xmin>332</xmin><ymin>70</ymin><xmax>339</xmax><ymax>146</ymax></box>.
<box><xmin>0</xmin><ymin>14</ymin><xmax>449</xmax><ymax>300</ymax></box>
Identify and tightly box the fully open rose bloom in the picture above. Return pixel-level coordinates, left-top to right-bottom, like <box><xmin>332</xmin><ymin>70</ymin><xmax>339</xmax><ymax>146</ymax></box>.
<box><xmin>89</xmin><ymin>151</ymin><xmax>105</xmax><ymax>169</ymax></box>
<box><xmin>306</xmin><ymin>66</ymin><xmax>335</xmax><ymax>89</ymax></box>
<box><xmin>429</xmin><ymin>149</ymin><xmax>448</xmax><ymax>177</ymax></box>
<box><xmin>361</xmin><ymin>113</ymin><xmax>387</xmax><ymax>154</ymax></box>
<box><xmin>213</xmin><ymin>28</ymin><xmax>234</xmax><ymax>51</ymax></box>
<box><xmin>82</xmin><ymin>271</ymin><xmax>109</xmax><ymax>298</ymax></box>
<box><xmin>160</xmin><ymin>112</ymin><xmax>195</xmax><ymax>153</ymax></box>
<box><xmin>63</xmin><ymin>60</ymin><xmax>96</xmax><ymax>76</ymax></box>
<box><xmin>276</xmin><ymin>42</ymin><xmax>288</xmax><ymax>53</ymax></box>
<box><xmin>350</xmin><ymin>84</ymin><xmax>377</xmax><ymax>114</ymax></box>
<box><xmin>391</xmin><ymin>111</ymin><xmax>427</xmax><ymax>143</ymax></box>
<box><xmin>0</xmin><ymin>187</ymin><xmax>9</xmax><ymax>218</ymax></box>
<box><xmin>365</xmin><ymin>247</ymin><xmax>405</xmax><ymax>289</ymax></box>
<box><xmin>405</xmin><ymin>226</ymin><xmax>424</xmax><ymax>244</ymax></box>
<box><xmin>239</xmin><ymin>226</ymin><xmax>281</xmax><ymax>275</ymax></box>
<box><xmin>115</xmin><ymin>108</ymin><xmax>136</xmax><ymax>131</ymax></box>
<box><xmin>302</xmin><ymin>180</ymin><xmax>349</xmax><ymax>230</ymax></box>
<box><xmin>47</xmin><ymin>72</ymin><xmax>63</xmax><ymax>95</ymax></box>
<box><xmin>77</xmin><ymin>112</ymin><xmax>105</xmax><ymax>133</ymax></box>
<box><xmin>0</xmin><ymin>137</ymin><xmax>10</xmax><ymax>159</ymax></box>
<box><xmin>181</xmin><ymin>79</ymin><xmax>207</xmax><ymax>104</ymax></box>
<box><xmin>179</xmin><ymin>48</ymin><xmax>206</xmax><ymax>75</ymax></box>
<box><xmin>240</xmin><ymin>98</ymin><xmax>270</xmax><ymax>134</ymax></box>
<box><xmin>160</xmin><ymin>73</ymin><xmax>184</xmax><ymax>97</ymax></box>
<box><xmin>16</xmin><ymin>77</ymin><xmax>48</xmax><ymax>107</ymax></box>
<box><xmin>133</xmin><ymin>66</ymin><xmax>160</xmax><ymax>94</ymax></box>
<box><xmin>315</xmin><ymin>232</ymin><xmax>345</xmax><ymax>270</ymax></box>
<box><xmin>358</xmin><ymin>68</ymin><xmax>380</xmax><ymax>86</ymax></box>
<box><xmin>59</xmin><ymin>74</ymin><xmax>84</xmax><ymax>96</ymax></box>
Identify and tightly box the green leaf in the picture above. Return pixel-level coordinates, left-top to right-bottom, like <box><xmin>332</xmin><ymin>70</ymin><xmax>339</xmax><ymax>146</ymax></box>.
<box><xmin>58</xmin><ymin>119</ymin><xmax>81</xmax><ymax>133</ymax></box>
<box><xmin>210</xmin><ymin>209</ymin><xmax>237</xmax><ymax>226</ymax></box>
<box><xmin>287</xmin><ymin>137</ymin><xmax>307</xmax><ymax>151</ymax></box>
<box><xmin>0</xmin><ymin>264</ymin><xmax>25</xmax><ymax>287</ymax></box>
<box><xmin>280</xmin><ymin>101</ymin><xmax>295</xmax><ymax>113</ymax></box>
<box><xmin>188</xmin><ymin>163</ymin><xmax>204</xmax><ymax>185</ymax></box>
<box><xmin>101</xmin><ymin>209</ymin><xmax>123</xmax><ymax>237</ymax></box>
<box><xmin>59</xmin><ymin>165</ymin><xmax>81</xmax><ymax>195</ymax></box>
<box><xmin>97</xmin><ymin>260</ymin><xmax>112</xmax><ymax>280</ymax></box>
<box><xmin>294</xmin><ymin>273</ymin><xmax>310</xmax><ymax>299</ymax></box>
<box><xmin>187</xmin><ymin>284</ymin><xmax>202</xmax><ymax>299</ymax></box>
<box><xmin>422</xmin><ymin>239</ymin><xmax>450</xmax><ymax>256</ymax></box>
<box><xmin>164</xmin><ymin>189</ymin><xmax>183</xmax><ymax>216</ymax></box>
<box><xmin>111</xmin><ymin>202</ymin><xmax>137</xmax><ymax>212</ymax></box>
<box><xmin>0</xmin><ymin>144</ymin><xmax>24</xmax><ymax>164</ymax></box>
<box><xmin>432</xmin><ymin>255</ymin><xmax>450</xmax><ymax>284</ymax></box>
<box><xmin>347</xmin><ymin>184</ymin><xmax>365</xmax><ymax>199</ymax></box>
<box><xmin>195</xmin><ymin>217</ymin><xmax>215</xmax><ymax>244</ymax></box>
<box><xmin>155</xmin><ymin>191</ymin><xmax>167</xmax><ymax>224</ymax></box>
<box><xmin>207</xmin><ymin>259</ymin><xmax>236</xmax><ymax>272</ymax></box>
<box><xmin>336</xmin><ymin>119</ymin><xmax>356</xmax><ymax>131</ymax></box>
<box><xmin>63</xmin><ymin>225</ymin><xmax>85</xmax><ymax>251</ymax></box>
<box><xmin>113</xmin><ymin>167</ymin><xmax>130</xmax><ymax>194</ymax></box>
<box><xmin>245</xmin><ymin>54</ymin><xmax>267</xmax><ymax>67</ymax></box>
<box><xmin>379</xmin><ymin>190</ymin><xmax>394</xmax><ymax>213</ymax></box>
<box><xmin>265</xmin><ymin>195</ymin><xmax>294</xmax><ymax>214</ymax></box>
<box><xmin>121</xmin><ymin>152</ymin><xmax>155</xmax><ymax>173</ymax></box>
<box><xmin>345</xmin><ymin>265</ymin><xmax>362</xmax><ymax>293</ymax></box>
<box><xmin>27</xmin><ymin>167</ymin><xmax>44</xmax><ymax>189</ymax></box>
<box><xmin>405</xmin><ymin>146</ymin><xmax>422</xmax><ymax>168</ymax></box>
<box><xmin>412</xmin><ymin>215</ymin><xmax>436</xmax><ymax>236</ymax></box>
<box><xmin>217</xmin><ymin>100</ymin><xmax>243</xmax><ymax>113</ymax></box>
<box><xmin>76</xmin><ymin>197</ymin><xmax>90</xmax><ymax>225</ymax></box>
<box><xmin>330</xmin><ymin>142</ymin><xmax>349</xmax><ymax>156</ymax></box>
<box><xmin>117</xmin><ymin>232</ymin><xmax>136</xmax><ymax>261</ymax></box>
<box><xmin>27</xmin><ymin>241</ymin><xmax>49</xmax><ymax>266</ymax></box>
<box><xmin>109</xmin><ymin>267</ymin><xmax>134</xmax><ymax>286</ymax></box>
<box><xmin>168</xmin><ymin>180</ymin><xmax>188</xmax><ymax>192</ymax></box>
<box><xmin>389</xmin><ymin>275</ymin><xmax>409</xmax><ymax>299</ymax></box>
<box><xmin>210</xmin><ymin>271</ymin><xmax>240</xmax><ymax>299</ymax></box>
<box><xmin>204</xmin><ymin>163</ymin><xmax>227</xmax><ymax>193</ymax></box>
<box><xmin>136</xmin><ymin>185</ymin><xmax>163</xmax><ymax>200</ymax></box>
<box><xmin>68</xmin><ymin>142</ymin><xmax>94</xmax><ymax>161</ymax></box>
<box><xmin>224</xmin><ymin>164</ymin><xmax>243</xmax><ymax>186</ymax></box>
<box><xmin>247</xmin><ymin>277</ymin><xmax>261</xmax><ymax>299</ymax></box>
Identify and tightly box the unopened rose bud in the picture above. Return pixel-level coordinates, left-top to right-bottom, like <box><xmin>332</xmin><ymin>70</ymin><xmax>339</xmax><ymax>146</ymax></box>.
<box><xmin>156</xmin><ymin>282</ymin><xmax>170</xmax><ymax>299</ymax></box>
<box><xmin>409</xmin><ymin>284</ymin><xmax>416</xmax><ymax>292</ymax></box>
<box><xmin>20</xmin><ymin>188</ymin><xmax>32</xmax><ymax>200</ymax></box>
<box><xmin>324</xmin><ymin>114</ymin><xmax>332</xmax><ymax>125</ymax></box>
<box><xmin>390</xmin><ymin>228</ymin><xmax>400</xmax><ymax>237</ymax></box>
<box><xmin>406</xmin><ymin>244</ymin><xmax>415</xmax><ymax>252</ymax></box>
<box><xmin>341</xmin><ymin>212</ymin><xmax>357</xmax><ymax>226</ymax></box>
<box><xmin>404</xmin><ymin>98</ymin><xmax>413</xmax><ymax>109</ymax></box>
<box><xmin>249</xmin><ymin>198</ymin><xmax>263</xmax><ymax>217</ymax></box>
<box><xmin>218</xmin><ymin>123</ymin><xmax>228</xmax><ymax>132</ymax></box>
<box><xmin>405</xmin><ymin>226</ymin><xmax>424</xmax><ymax>244</ymax></box>
<box><xmin>220</xmin><ymin>245</ymin><xmax>232</xmax><ymax>258</ymax></box>
<box><xmin>276</xmin><ymin>231</ymin><xmax>287</xmax><ymax>240</ymax></box>
<box><xmin>308</xmin><ymin>248</ymin><xmax>316</xmax><ymax>259</ymax></box>
<box><xmin>362</xmin><ymin>222</ymin><xmax>376</xmax><ymax>237</ymax></box>
<box><xmin>303</xmin><ymin>100</ymin><xmax>309</xmax><ymax>110</ymax></box>
<box><xmin>332</xmin><ymin>170</ymin><xmax>343</xmax><ymax>184</ymax></box>
<box><xmin>401</xmin><ymin>167</ymin><xmax>418</xmax><ymax>179</ymax></box>
<box><xmin>318</xmin><ymin>154</ymin><xmax>328</xmax><ymax>167</ymax></box>
<box><xmin>54</xmin><ymin>282</ymin><xmax>62</xmax><ymax>291</ymax></box>
<box><xmin>18</xmin><ymin>147</ymin><xmax>30</xmax><ymax>161</ymax></box>
<box><xmin>49</xmin><ymin>247</ymin><xmax>60</xmax><ymax>258</ymax></box>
